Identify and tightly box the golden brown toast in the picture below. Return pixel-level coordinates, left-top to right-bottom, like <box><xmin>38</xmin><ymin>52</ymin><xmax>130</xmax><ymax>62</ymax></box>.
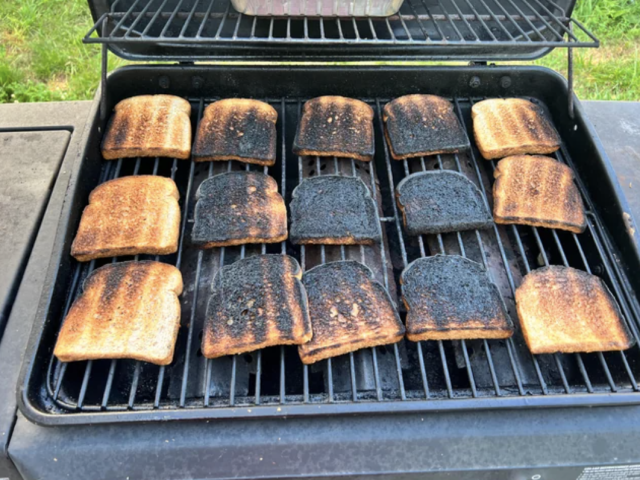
<box><xmin>298</xmin><ymin>261</ymin><xmax>405</xmax><ymax>365</ymax></box>
<box><xmin>54</xmin><ymin>261</ymin><xmax>183</xmax><ymax>365</ymax></box>
<box><xmin>191</xmin><ymin>171</ymin><xmax>287</xmax><ymax>248</ymax></box>
<box><xmin>202</xmin><ymin>255</ymin><xmax>312</xmax><ymax>358</ymax></box>
<box><xmin>492</xmin><ymin>155</ymin><xmax>586</xmax><ymax>233</ymax></box>
<box><xmin>293</xmin><ymin>96</ymin><xmax>375</xmax><ymax>162</ymax></box>
<box><xmin>516</xmin><ymin>266</ymin><xmax>634</xmax><ymax>354</ymax></box>
<box><xmin>101</xmin><ymin>95</ymin><xmax>192</xmax><ymax>160</ymax></box>
<box><xmin>401</xmin><ymin>255</ymin><xmax>513</xmax><ymax>341</ymax></box>
<box><xmin>472</xmin><ymin>98</ymin><xmax>560</xmax><ymax>160</ymax></box>
<box><xmin>383</xmin><ymin>94</ymin><xmax>470</xmax><ymax>160</ymax></box>
<box><xmin>193</xmin><ymin>99</ymin><xmax>278</xmax><ymax>166</ymax></box>
<box><xmin>70</xmin><ymin>175</ymin><xmax>181</xmax><ymax>262</ymax></box>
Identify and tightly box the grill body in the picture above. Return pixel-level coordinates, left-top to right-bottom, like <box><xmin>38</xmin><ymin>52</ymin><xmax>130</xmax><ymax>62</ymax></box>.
<box><xmin>18</xmin><ymin>64</ymin><xmax>640</xmax><ymax>426</ymax></box>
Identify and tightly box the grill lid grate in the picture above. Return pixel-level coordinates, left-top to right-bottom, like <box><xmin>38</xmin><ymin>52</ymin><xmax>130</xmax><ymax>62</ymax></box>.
<box><xmin>83</xmin><ymin>0</ymin><xmax>598</xmax><ymax>61</ymax></box>
<box><xmin>42</xmin><ymin>94</ymin><xmax>640</xmax><ymax>422</ymax></box>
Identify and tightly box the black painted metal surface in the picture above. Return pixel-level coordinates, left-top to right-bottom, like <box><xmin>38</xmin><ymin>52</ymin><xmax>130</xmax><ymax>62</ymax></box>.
<box><xmin>16</xmin><ymin>65</ymin><xmax>640</xmax><ymax>427</ymax></box>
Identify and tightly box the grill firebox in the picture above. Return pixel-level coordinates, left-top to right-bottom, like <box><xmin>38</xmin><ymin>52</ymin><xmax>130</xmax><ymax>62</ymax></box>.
<box><xmin>25</xmin><ymin>87</ymin><xmax>640</xmax><ymax>424</ymax></box>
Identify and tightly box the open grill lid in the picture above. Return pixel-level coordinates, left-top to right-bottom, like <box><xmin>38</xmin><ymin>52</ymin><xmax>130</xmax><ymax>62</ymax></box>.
<box><xmin>85</xmin><ymin>0</ymin><xmax>598</xmax><ymax>61</ymax></box>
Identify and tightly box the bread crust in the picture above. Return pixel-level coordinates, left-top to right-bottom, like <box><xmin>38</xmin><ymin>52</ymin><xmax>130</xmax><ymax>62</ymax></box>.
<box><xmin>492</xmin><ymin>155</ymin><xmax>586</xmax><ymax>233</ymax></box>
<box><xmin>516</xmin><ymin>265</ymin><xmax>634</xmax><ymax>354</ymax></box>
<box><xmin>53</xmin><ymin>261</ymin><xmax>183</xmax><ymax>365</ymax></box>
<box><xmin>101</xmin><ymin>95</ymin><xmax>192</xmax><ymax>160</ymax></box>
<box><xmin>472</xmin><ymin>98</ymin><xmax>560</xmax><ymax>160</ymax></box>
<box><xmin>71</xmin><ymin>175</ymin><xmax>181</xmax><ymax>262</ymax></box>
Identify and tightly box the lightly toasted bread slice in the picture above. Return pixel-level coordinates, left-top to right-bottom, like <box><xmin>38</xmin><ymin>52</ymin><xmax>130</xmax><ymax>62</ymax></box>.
<box><xmin>289</xmin><ymin>175</ymin><xmax>382</xmax><ymax>245</ymax></box>
<box><xmin>516</xmin><ymin>265</ymin><xmax>634</xmax><ymax>354</ymax></box>
<box><xmin>191</xmin><ymin>171</ymin><xmax>287</xmax><ymax>248</ymax></box>
<box><xmin>101</xmin><ymin>95</ymin><xmax>192</xmax><ymax>160</ymax></box>
<box><xmin>202</xmin><ymin>255</ymin><xmax>312</xmax><ymax>358</ymax></box>
<box><xmin>193</xmin><ymin>99</ymin><xmax>278</xmax><ymax>166</ymax></box>
<box><xmin>401</xmin><ymin>255</ymin><xmax>513</xmax><ymax>341</ymax></box>
<box><xmin>493</xmin><ymin>155</ymin><xmax>586</xmax><ymax>233</ymax></box>
<box><xmin>293</xmin><ymin>96</ymin><xmax>375</xmax><ymax>162</ymax></box>
<box><xmin>54</xmin><ymin>261</ymin><xmax>184</xmax><ymax>365</ymax></box>
<box><xmin>70</xmin><ymin>175</ymin><xmax>181</xmax><ymax>262</ymax></box>
<box><xmin>383</xmin><ymin>94</ymin><xmax>470</xmax><ymax>160</ymax></box>
<box><xmin>298</xmin><ymin>261</ymin><xmax>405</xmax><ymax>365</ymax></box>
<box><xmin>396</xmin><ymin>171</ymin><xmax>493</xmax><ymax>236</ymax></box>
<box><xmin>472</xmin><ymin>98</ymin><xmax>560</xmax><ymax>160</ymax></box>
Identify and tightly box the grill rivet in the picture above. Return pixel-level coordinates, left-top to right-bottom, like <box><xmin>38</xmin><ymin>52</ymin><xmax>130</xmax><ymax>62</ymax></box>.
<box><xmin>469</xmin><ymin>76</ymin><xmax>481</xmax><ymax>88</ymax></box>
<box><xmin>192</xmin><ymin>76</ymin><xmax>204</xmax><ymax>89</ymax></box>
<box><xmin>500</xmin><ymin>76</ymin><xmax>512</xmax><ymax>89</ymax></box>
<box><xmin>158</xmin><ymin>76</ymin><xmax>171</xmax><ymax>89</ymax></box>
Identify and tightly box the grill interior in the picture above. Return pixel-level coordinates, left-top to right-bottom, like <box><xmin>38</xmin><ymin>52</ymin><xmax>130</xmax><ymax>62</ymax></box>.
<box><xmin>43</xmin><ymin>94</ymin><xmax>640</xmax><ymax>418</ymax></box>
<box><xmin>84</xmin><ymin>0</ymin><xmax>598</xmax><ymax>60</ymax></box>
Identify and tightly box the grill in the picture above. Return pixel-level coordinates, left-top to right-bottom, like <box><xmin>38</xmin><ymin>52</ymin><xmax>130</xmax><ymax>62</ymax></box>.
<box><xmin>20</xmin><ymin>69</ymin><xmax>640</xmax><ymax>424</ymax></box>
<box><xmin>83</xmin><ymin>0</ymin><xmax>598</xmax><ymax>60</ymax></box>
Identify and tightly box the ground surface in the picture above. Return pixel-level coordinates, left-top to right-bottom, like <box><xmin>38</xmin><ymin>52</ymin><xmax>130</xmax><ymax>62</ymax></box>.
<box><xmin>0</xmin><ymin>0</ymin><xmax>638</xmax><ymax>103</ymax></box>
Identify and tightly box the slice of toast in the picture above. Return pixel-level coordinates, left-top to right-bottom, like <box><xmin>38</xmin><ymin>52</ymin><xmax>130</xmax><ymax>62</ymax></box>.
<box><xmin>202</xmin><ymin>255</ymin><xmax>312</xmax><ymax>358</ymax></box>
<box><xmin>472</xmin><ymin>98</ymin><xmax>560</xmax><ymax>160</ymax></box>
<box><xmin>401</xmin><ymin>255</ymin><xmax>513</xmax><ymax>341</ymax></box>
<box><xmin>71</xmin><ymin>175</ymin><xmax>181</xmax><ymax>262</ymax></box>
<box><xmin>54</xmin><ymin>261</ymin><xmax>183</xmax><ymax>365</ymax></box>
<box><xmin>193</xmin><ymin>99</ymin><xmax>278</xmax><ymax>166</ymax></box>
<box><xmin>191</xmin><ymin>171</ymin><xmax>287</xmax><ymax>248</ymax></box>
<box><xmin>383</xmin><ymin>94</ymin><xmax>470</xmax><ymax>160</ymax></box>
<box><xmin>299</xmin><ymin>261</ymin><xmax>404</xmax><ymax>365</ymax></box>
<box><xmin>493</xmin><ymin>155</ymin><xmax>586</xmax><ymax>233</ymax></box>
<box><xmin>516</xmin><ymin>266</ymin><xmax>634</xmax><ymax>354</ymax></box>
<box><xmin>290</xmin><ymin>175</ymin><xmax>382</xmax><ymax>245</ymax></box>
<box><xmin>396</xmin><ymin>171</ymin><xmax>493</xmax><ymax>235</ymax></box>
<box><xmin>293</xmin><ymin>96</ymin><xmax>375</xmax><ymax>162</ymax></box>
<box><xmin>101</xmin><ymin>95</ymin><xmax>192</xmax><ymax>160</ymax></box>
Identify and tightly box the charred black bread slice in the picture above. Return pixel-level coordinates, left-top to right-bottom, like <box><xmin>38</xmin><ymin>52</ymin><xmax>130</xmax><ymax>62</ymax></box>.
<box><xmin>299</xmin><ymin>261</ymin><xmax>405</xmax><ymax>365</ymax></box>
<box><xmin>383</xmin><ymin>94</ymin><xmax>470</xmax><ymax>160</ymax></box>
<box><xmin>202</xmin><ymin>255</ymin><xmax>312</xmax><ymax>358</ymax></box>
<box><xmin>401</xmin><ymin>255</ymin><xmax>514</xmax><ymax>341</ymax></box>
<box><xmin>293</xmin><ymin>96</ymin><xmax>375</xmax><ymax>162</ymax></box>
<box><xmin>289</xmin><ymin>175</ymin><xmax>382</xmax><ymax>245</ymax></box>
<box><xmin>396</xmin><ymin>171</ymin><xmax>493</xmax><ymax>236</ymax></box>
<box><xmin>191</xmin><ymin>171</ymin><xmax>287</xmax><ymax>248</ymax></box>
<box><xmin>192</xmin><ymin>99</ymin><xmax>277</xmax><ymax>166</ymax></box>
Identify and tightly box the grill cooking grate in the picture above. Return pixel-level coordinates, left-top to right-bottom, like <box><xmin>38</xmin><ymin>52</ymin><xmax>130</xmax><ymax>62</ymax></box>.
<box><xmin>45</xmin><ymin>95</ymin><xmax>640</xmax><ymax>419</ymax></box>
<box><xmin>83</xmin><ymin>0</ymin><xmax>598</xmax><ymax>59</ymax></box>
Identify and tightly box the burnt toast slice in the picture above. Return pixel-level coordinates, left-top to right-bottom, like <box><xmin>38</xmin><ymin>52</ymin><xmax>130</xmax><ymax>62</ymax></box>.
<box><xmin>401</xmin><ymin>255</ymin><xmax>513</xmax><ymax>341</ymax></box>
<box><xmin>202</xmin><ymin>255</ymin><xmax>312</xmax><ymax>358</ymax></box>
<box><xmin>472</xmin><ymin>98</ymin><xmax>560</xmax><ymax>160</ymax></box>
<box><xmin>516</xmin><ymin>266</ymin><xmax>634</xmax><ymax>354</ymax></box>
<box><xmin>383</xmin><ymin>94</ymin><xmax>470</xmax><ymax>160</ymax></box>
<box><xmin>493</xmin><ymin>155</ymin><xmax>586</xmax><ymax>233</ymax></box>
<box><xmin>396</xmin><ymin>171</ymin><xmax>493</xmax><ymax>235</ymax></box>
<box><xmin>101</xmin><ymin>95</ymin><xmax>192</xmax><ymax>160</ymax></box>
<box><xmin>71</xmin><ymin>175</ymin><xmax>181</xmax><ymax>262</ymax></box>
<box><xmin>193</xmin><ymin>99</ymin><xmax>278</xmax><ymax>166</ymax></box>
<box><xmin>290</xmin><ymin>175</ymin><xmax>382</xmax><ymax>245</ymax></box>
<box><xmin>299</xmin><ymin>261</ymin><xmax>405</xmax><ymax>364</ymax></box>
<box><xmin>191</xmin><ymin>171</ymin><xmax>287</xmax><ymax>248</ymax></box>
<box><xmin>54</xmin><ymin>261</ymin><xmax>183</xmax><ymax>365</ymax></box>
<box><xmin>293</xmin><ymin>96</ymin><xmax>375</xmax><ymax>162</ymax></box>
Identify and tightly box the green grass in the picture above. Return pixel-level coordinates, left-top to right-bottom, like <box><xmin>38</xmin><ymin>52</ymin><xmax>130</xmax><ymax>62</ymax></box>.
<box><xmin>0</xmin><ymin>0</ymin><xmax>639</xmax><ymax>102</ymax></box>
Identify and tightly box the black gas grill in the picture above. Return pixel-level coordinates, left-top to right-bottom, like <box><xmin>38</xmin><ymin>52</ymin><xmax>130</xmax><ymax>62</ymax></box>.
<box><xmin>9</xmin><ymin>0</ymin><xmax>640</xmax><ymax>477</ymax></box>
